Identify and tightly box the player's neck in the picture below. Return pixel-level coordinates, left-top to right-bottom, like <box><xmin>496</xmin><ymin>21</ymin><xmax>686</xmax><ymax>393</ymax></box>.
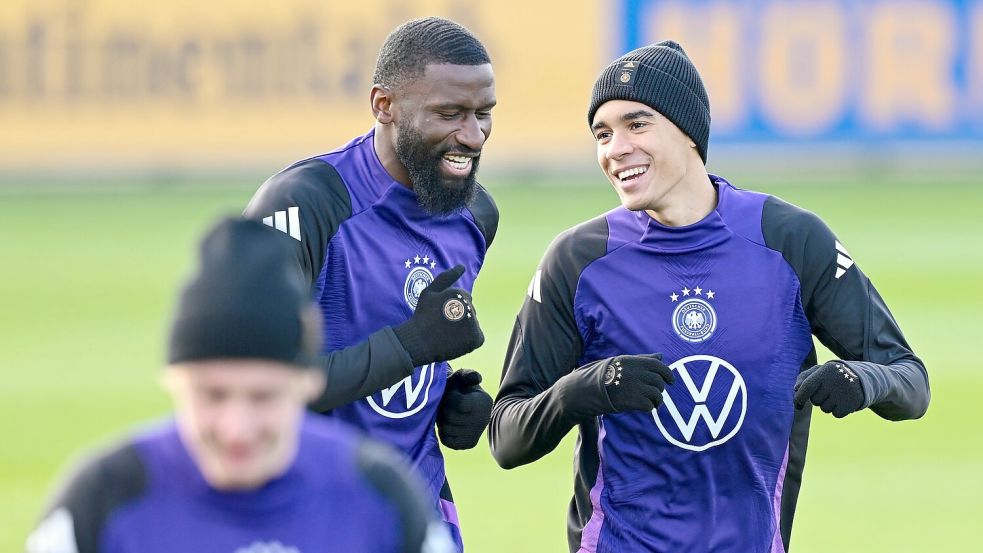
<box><xmin>645</xmin><ymin>166</ymin><xmax>716</xmax><ymax>227</ymax></box>
<box><xmin>373</xmin><ymin>123</ymin><xmax>412</xmax><ymax>188</ymax></box>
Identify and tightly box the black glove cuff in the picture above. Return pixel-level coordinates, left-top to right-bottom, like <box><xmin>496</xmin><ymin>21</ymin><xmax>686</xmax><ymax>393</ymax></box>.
<box><xmin>556</xmin><ymin>361</ymin><xmax>617</xmax><ymax>421</ymax></box>
<box><xmin>393</xmin><ymin>321</ymin><xmax>430</xmax><ymax>368</ymax></box>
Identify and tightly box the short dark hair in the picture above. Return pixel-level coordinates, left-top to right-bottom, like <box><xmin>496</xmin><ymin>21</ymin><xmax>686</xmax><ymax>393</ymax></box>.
<box><xmin>373</xmin><ymin>17</ymin><xmax>491</xmax><ymax>89</ymax></box>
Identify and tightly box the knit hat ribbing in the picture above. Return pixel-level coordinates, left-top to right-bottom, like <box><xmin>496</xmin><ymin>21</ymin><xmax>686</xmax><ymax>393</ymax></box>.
<box><xmin>167</xmin><ymin>218</ymin><xmax>316</xmax><ymax>368</ymax></box>
<box><xmin>588</xmin><ymin>40</ymin><xmax>711</xmax><ymax>163</ymax></box>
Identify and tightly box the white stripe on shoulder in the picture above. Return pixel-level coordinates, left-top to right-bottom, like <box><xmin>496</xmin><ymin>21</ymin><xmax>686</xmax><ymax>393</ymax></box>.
<box><xmin>26</xmin><ymin>508</ymin><xmax>78</xmax><ymax>553</ymax></box>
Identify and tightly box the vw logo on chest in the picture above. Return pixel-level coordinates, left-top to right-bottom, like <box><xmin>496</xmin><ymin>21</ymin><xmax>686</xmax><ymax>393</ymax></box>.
<box><xmin>653</xmin><ymin>355</ymin><xmax>747</xmax><ymax>452</ymax></box>
<box><xmin>367</xmin><ymin>363</ymin><xmax>436</xmax><ymax>419</ymax></box>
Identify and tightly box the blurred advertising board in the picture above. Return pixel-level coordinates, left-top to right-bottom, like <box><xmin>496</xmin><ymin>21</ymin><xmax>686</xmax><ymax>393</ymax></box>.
<box><xmin>1</xmin><ymin>0</ymin><xmax>980</xmax><ymax>174</ymax></box>
<box><xmin>0</xmin><ymin>0</ymin><xmax>603</xmax><ymax>173</ymax></box>
<box><xmin>622</xmin><ymin>0</ymin><xmax>983</xmax><ymax>144</ymax></box>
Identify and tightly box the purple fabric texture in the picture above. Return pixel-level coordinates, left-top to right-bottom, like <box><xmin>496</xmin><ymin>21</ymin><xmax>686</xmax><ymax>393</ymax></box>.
<box><xmin>100</xmin><ymin>416</ymin><xmax>404</xmax><ymax>552</ymax></box>
<box><xmin>770</xmin><ymin>447</ymin><xmax>790</xmax><ymax>553</ymax></box>
<box><xmin>578</xmin><ymin>421</ymin><xmax>608</xmax><ymax>552</ymax></box>
<box><xmin>567</xmin><ymin>178</ymin><xmax>812</xmax><ymax>552</ymax></box>
<box><xmin>313</xmin><ymin>130</ymin><xmax>488</xmax><ymax>548</ymax></box>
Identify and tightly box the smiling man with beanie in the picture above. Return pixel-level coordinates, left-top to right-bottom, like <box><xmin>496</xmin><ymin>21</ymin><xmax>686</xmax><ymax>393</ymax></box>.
<box><xmin>27</xmin><ymin>218</ymin><xmax>453</xmax><ymax>553</ymax></box>
<box><xmin>490</xmin><ymin>40</ymin><xmax>929</xmax><ymax>552</ymax></box>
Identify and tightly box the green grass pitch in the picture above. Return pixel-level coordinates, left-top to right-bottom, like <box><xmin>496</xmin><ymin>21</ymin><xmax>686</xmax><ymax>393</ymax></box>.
<box><xmin>0</xmin><ymin>176</ymin><xmax>978</xmax><ymax>551</ymax></box>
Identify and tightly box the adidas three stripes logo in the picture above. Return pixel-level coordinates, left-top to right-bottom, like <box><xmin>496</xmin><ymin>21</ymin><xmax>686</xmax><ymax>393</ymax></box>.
<box><xmin>527</xmin><ymin>269</ymin><xmax>542</xmax><ymax>303</ymax></box>
<box><xmin>262</xmin><ymin>207</ymin><xmax>301</xmax><ymax>241</ymax></box>
<box><xmin>834</xmin><ymin>240</ymin><xmax>854</xmax><ymax>279</ymax></box>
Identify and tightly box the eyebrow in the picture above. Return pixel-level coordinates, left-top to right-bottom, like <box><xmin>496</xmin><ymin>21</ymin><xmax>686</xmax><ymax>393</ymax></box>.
<box><xmin>591</xmin><ymin>109</ymin><xmax>656</xmax><ymax>131</ymax></box>
<box><xmin>430</xmin><ymin>101</ymin><xmax>498</xmax><ymax>111</ymax></box>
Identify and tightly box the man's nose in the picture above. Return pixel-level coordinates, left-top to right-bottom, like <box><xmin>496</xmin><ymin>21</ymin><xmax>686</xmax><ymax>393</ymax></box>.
<box><xmin>456</xmin><ymin>114</ymin><xmax>486</xmax><ymax>152</ymax></box>
<box><xmin>605</xmin><ymin>131</ymin><xmax>633</xmax><ymax>159</ymax></box>
<box><xmin>216</xmin><ymin>401</ymin><xmax>256</xmax><ymax>441</ymax></box>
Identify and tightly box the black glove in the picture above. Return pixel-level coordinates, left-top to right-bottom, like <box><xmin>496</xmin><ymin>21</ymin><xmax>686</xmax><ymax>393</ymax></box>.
<box><xmin>393</xmin><ymin>265</ymin><xmax>484</xmax><ymax>367</ymax></box>
<box><xmin>437</xmin><ymin>368</ymin><xmax>493</xmax><ymax>450</ymax></box>
<box><xmin>602</xmin><ymin>353</ymin><xmax>675</xmax><ymax>413</ymax></box>
<box><xmin>794</xmin><ymin>360</ymin><xmax>865</xmax><ymax>418</ymax></box>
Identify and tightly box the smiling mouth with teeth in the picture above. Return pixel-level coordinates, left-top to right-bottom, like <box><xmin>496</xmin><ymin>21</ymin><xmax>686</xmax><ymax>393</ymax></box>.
<box><xmin>443</xmin><ymin>154</ymin><xmax>473</xmax><ymax>170</ymax></box>
<box><xmin>617</xmin><ymin>166</ymin><xmax>648</xmax><ymax>182</ymax></box>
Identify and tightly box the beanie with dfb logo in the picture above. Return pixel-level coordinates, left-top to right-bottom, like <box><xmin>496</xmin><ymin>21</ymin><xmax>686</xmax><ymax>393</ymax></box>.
<box><xmin>167</xmin><ymin>218</ymin><xmax>319</xmax><ymax>368</ymax></box>
<box><xmin>588</xmin><ymin>40</ymin><xmax>711</xmax><ymax>164</ymax></box>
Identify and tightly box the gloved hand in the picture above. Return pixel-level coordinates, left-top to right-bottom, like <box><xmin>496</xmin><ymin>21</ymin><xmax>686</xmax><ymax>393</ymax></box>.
<box><xmin>437</xmin><ymin>368</ymin><xmax>493</xmax><ymax>450</ymax></box>
<box><xmin>602</xmin><ymin>353</ymin><xmax>675</xmax><ymax>413</ymax></box>
<box><xmin>393</xmin><ymin>265</ymin><xmax>484</xmax><ymax>367</ymax></box>
<box><xmin>794</xmin><ymin>360</ymin><xmax>865</xmax><ymax>418</ymax></box>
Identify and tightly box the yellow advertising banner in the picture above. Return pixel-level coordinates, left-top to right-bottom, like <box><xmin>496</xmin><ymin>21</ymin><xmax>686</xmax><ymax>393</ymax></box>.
<box><xmin>4</xmin><ymin>0</ymin><xmax>981</xmax><ymax>174</ymax></box>
<box><xmin>0</xmin><ymin>0</ymin><xmax>605</xmax><ymax>172</ymax></box>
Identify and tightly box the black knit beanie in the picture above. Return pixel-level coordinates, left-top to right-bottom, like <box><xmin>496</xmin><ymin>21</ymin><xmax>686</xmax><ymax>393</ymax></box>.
<box><xmin>167</xmin><ymin>218</ymin><xmax>316</xmax><ymax>367</ymax></box>
<box><xmin>588</xmin><ymin>40</ymin><xmax>711</xmax><ymax>163</ymax></box>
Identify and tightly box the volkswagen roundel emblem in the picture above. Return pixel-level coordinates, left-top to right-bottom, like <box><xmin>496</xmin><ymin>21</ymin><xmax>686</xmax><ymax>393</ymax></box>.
<box><xmin>653</xmin><ymin>355</ymin><xmax>747</xmax><ymax>452</ymax></box>
<box><xmin>368</xmin><ymin>363</ymin><xmax>437</xmax><ymax>419</ymax></box>
<box><xmin>672</xmin><ymin>298</ymin><xmax>716</xmax><ymax>343</ymax></box>
<box><xmin>443</xmin><ymin>298</ymin><xmax>466</xmax><ymax>321</ymax></box>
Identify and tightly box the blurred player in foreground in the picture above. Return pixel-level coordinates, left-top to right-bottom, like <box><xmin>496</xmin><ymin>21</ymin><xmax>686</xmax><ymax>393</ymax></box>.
<box><xmin>27</xmin><ymin>218</ymin><xmax>453</xmax><ymax>553</ymax></box>
<box><xmin>490</xmin><ymin>40</ymin><xmax>930</xmax><ymax>552</ymax></box>
<box><xmin>244</xmin><ymin>17</ymin><xmax>498</xmax><ymax>548</ymax></box>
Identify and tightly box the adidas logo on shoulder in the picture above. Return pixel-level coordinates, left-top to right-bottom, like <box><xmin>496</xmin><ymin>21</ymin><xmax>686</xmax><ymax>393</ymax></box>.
<box><xmin>527</xmin><ymin>269</ymin><xmax>543</xmax><ymax>303</ymax></box>
<box><xmin>834</xmin><ymin>240</ymin><xmax>854</xmax><ymax>279</ymax></box>
<box><xmin>262</xmin><ymin>207</ymin><xmax>301</xmax><ymax>241</ymax></box>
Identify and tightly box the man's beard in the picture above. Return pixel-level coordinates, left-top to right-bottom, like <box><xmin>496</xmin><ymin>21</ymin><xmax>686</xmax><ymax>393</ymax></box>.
<box><xmin>394</xmin><ymin>122</ymin><xmax>480</xmax><ymax>215</ymax></box>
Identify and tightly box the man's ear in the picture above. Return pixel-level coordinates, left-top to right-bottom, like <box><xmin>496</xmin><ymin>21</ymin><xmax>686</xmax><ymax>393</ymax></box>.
<box><xmin>371</xmin><ymin>84</ymin><xmax>394</xmax><ymax>124</ymax></box>
<box><xmin>160</xmin><ymin>367</ymin><xmax>182</xmax><ymax>393</ymax></box>
<box><xmin>301</xmin><ymin>370</ymin><xmax>327</xmax><ymax>402</ymax></box>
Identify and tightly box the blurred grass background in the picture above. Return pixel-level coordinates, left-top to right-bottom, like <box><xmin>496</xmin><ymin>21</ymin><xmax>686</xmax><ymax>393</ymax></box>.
<box><xmin>1</xmin><ymin>175</ymin><xmax>979</xmax><ymax>552</ymax></box>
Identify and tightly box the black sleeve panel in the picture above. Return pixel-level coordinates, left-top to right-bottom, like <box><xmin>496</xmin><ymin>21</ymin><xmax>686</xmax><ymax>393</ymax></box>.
<box><xmin>28</xmin><ymin>443</ymin><xmax>146</xmax><ymax>553</ymax></box>
<box><xmin>355</xmin><ymin>440</ymin><xmax>450</xmax><ymax>553</ymax></box>
<box><xmin>309</xmin><ymin>327</ymin><xmax>415</xmax><ymax>412</ymax></box>
<box><xmin>467</xmin><ymin>183</ymin><xmax>500</xmax><ymax>250</ymax></box>
<box><xmin>243</xmin><ymin>158</ymin><xmax>353</xmax><ymax>285</ymax></box>
<box><xmin>245</xmin><ymin>160</ymin><xmax>417</xmax><ymax>412</ymax></box>
<box><xmin>489</xmin><ymin>216</ymin><xmax>615</xmax><ymax>469</ymax></box>
<box><xmin>761</xmin><ymin>196</ymin><xmax>930</xmax><ymax>420</ymax></box>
